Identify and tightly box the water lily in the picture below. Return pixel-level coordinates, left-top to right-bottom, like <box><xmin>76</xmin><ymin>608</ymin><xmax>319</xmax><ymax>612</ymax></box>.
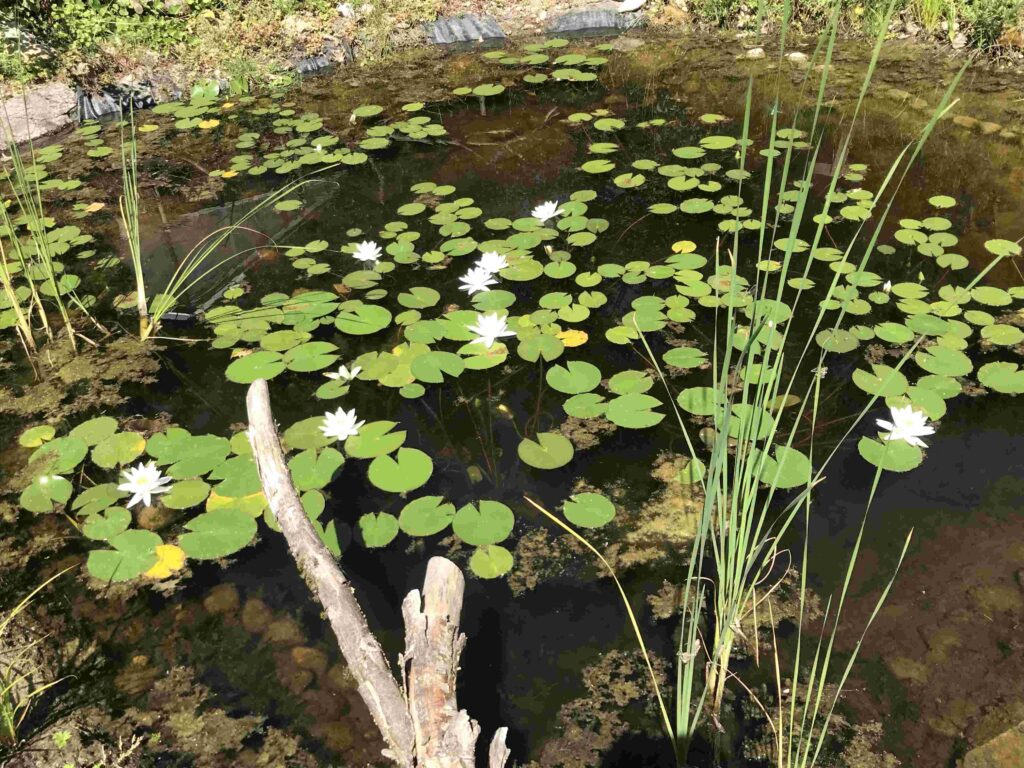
<box><xmin>118</xmin><ymin>461</ymin><xmax>173</xmax><ymax>508</ymax></box>
<box><xmin>883</xmin><ymin>279</ymin><xmax>892</xmax><ymax>293</ymax></box>
<box><xmin>531</xmin><ymin>200</ymin><xmax>563</xmax><ymax>223</ymax></box>
<box><xmin>475</xmin><ymin>251</ymin><xmax>508</xmax><ymax>274</ymax></box>
<box><xmin>352</xmin><ymin>240</ymin><xmax>382</xmax><ymax>263</ymax></box>
<box><xmin>314</xmin><ymin>142</ymin><xmax>323</xmax><ymax>152</ymax></box>
<box><xmin>468</xmin><ymin>312</ymin><xmax>516</xmax><ymax>349</ymax></box>
<box><xmin>325</xmin><ymin>364</ymin><xmax>361</xmax><ymax>382</ymax></box>
<box><xmin>321</xmin><ymin>407</ymin><xmax>366</xmax><ymax>442</ymax></box>
<box><xmin>876</xmin><ymin>404</ymin><xmax>935</xmax><ymax>448</ymax></box>
<box><xmin>459</xmin><ymin>266</ymin><xmax>498</xmax><ymax>295</ymax></box>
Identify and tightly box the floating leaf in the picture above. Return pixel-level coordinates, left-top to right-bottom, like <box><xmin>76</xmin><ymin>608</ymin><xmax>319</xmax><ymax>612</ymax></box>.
<box><xmin>162</xmin><ymin>479</ymin><xmax>211</xmax><ymax>510</ymax></box>
<box><xmin>144</xmin><ymin>544</ymin><xmax>187</xmax><ymax>579</ymax></box>
<box><xmin>857</xmin><ymin>436</ymin><xmax>923</xmax><ymax>473</ymax></box>
<box><xmin>87</xmin><ymin>530</ymin><xmax>161</xmax><ymax>582</ymax></box>
<box><xmin>344</xmin><ymin>421</ymin><xmax>406</xmax><ymax>458</ymax></box>
<box><xmin>546</xmin><ymin>361</ymin><xmax>601</xmax><ymax>394</ymax></box>
<box><xmin>606</xmin><ymin>393</ymin><xmax>664</xmax><ymax>428</ymax></box>
<box><xmin>18</xmin><ymin>425</ymin><xmax>55</xmax><ymax>448</ymax></box>
<box><xmin>367</xmin><ymin>448</ymin><xmax>433</xmax><ymax>493</ymax></box>
<box><xmin>469</xmin><ymin>544</ymin><xmax>513</xmax><ymax>579</ymax></box>
<box><xmin>452</xmin><ymin>501</ymin><xmax>515</xmax><ymax>545</ymax></box>
<box><xmin>398</xmin><ymin>495</ymin><xmax>455</xmax><ymax>536</ymax></box>
<box><xmin>978</xmin><ymin>362</ymin><xmax>1024</xmax><ymax>394</ymax></box>
<box><xmin>562</xmin><ymin>492</ymin><xmax>615</xmax><ymax>528</ymax></box>
<box><xmin>226</xmin><ymin>350</ymin><xmax>286</xmax><ymax>383</ymax></box>
<box><xmin>852</xmin><ymin>364</ymin><xmax>909</xmax><ymax>398</ymax></box>
<box><xmin>69</xmin><ymin>416</ymin><xmax>118</xmax><ymax>446</ymax></box>
<box><xmin>82</xmin><ymin>507</ymin><xmax>131</xmax><ymax>541</ymax></box>
<box><xmin>92</xmin><ymin>432</ymin><xmax>146</xmax><ymax>469</ymax></box>
<box><xmin>179</xmin><ymin>508</ymin><xmax>257</xmax><ymax>560</ymax></box>
<box><xmin>517</xmin><ymin>433</ymin><xmax>574</xmax><ymax>469</ymax></box>
<box><xmin>359</xmin><ymin>512</ymin><xmax>400</xmax><ymax>547</ymax></box>
<box><xmin>288</xmin><ymin>447</ymin><xmax>345</xmax><ymax>491</ymax></box>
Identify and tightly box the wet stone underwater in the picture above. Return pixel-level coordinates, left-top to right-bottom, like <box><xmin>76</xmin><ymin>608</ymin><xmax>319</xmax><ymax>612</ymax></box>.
<box><xmin>1</xmin><ymin>30</ymin><xmax>1023</xmax><ymax>768</ymax></box>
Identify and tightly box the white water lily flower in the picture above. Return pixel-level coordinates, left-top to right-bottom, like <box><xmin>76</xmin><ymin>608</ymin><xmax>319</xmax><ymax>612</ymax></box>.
<box><xmin>118</xmin><ymin>461</ymin><xmax>173</xmax><ymax>508</ymax></box>
<box><xmin>468</xmin><ymin>312</ymin><xmax>516</xmax><ymax>349</ymax></box>
<box><xmin>883</xmin><ymin>280</ymin><xmax>892</xmax><ymax>293</ymax></box>
<box><xmin>324</xmin><ymin>364</ymin><xmax>362</xmax><ymax>382</ymax></box>
<box><xmin>475</xmin><ymin>251</ymin><xmax>508</xmax><ymax>274</ymax></box>
<box><xmin>459</xmin><ymin>266</ymin><xmax>498</xmax><ymax>295</ymax></box>
<box><xmin>531</xmin><ymin>200</ymin><xmax>563</xmax><ymax>223</ymax></box>
<box><xmin>876</xmin><ymin>404</ymin><xmax>935</xmax><ymax>448</ymax></box>
<box><xmin>321</xmin><ymin>407</ymin><xmax>366</xmax><ymax>442</ymax></box>
<box><xmin>314</xmin><ymin>142</ymin><xmax>323</xmax><ymax>152</ymax></box>
<box><xmin>352</xmin><ymin>240</ymin><xmax>382</xmax><ymax>263</ymax></box>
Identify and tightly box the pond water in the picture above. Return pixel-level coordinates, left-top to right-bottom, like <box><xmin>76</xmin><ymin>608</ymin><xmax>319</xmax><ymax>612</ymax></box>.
<box><xmin>1</xmin><ymin>30</ymin><xmax>1023</xmax><ymax>768</ymax></box>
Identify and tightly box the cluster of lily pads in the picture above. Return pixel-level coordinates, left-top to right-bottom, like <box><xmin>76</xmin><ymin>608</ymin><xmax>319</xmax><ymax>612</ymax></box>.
<box><xmin>8</xmin><ymin>35</ymin><xmax>1024</xmax><ymax>590</ymax></box>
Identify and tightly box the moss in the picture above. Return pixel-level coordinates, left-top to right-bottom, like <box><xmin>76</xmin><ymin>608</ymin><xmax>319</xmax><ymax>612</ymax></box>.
<box><xmin>525</xmin><ymin>649</ymin><xmax>668</xmax><ymax>768</ymax></box>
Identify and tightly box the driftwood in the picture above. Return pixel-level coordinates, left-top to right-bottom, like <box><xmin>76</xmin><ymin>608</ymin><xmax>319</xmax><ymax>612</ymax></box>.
<box><xmin>246</xmin><ymin>379</ymin><xmax>511</xmax><ymax>768</ymax></box>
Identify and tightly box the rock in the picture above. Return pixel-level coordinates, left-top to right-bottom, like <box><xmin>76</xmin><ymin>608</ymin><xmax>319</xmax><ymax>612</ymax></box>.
<box><xmin>163</xmin><ymin>0</ymin><xmax>188</xmax><ymax>13</ymax></box>
<box><xmin>887</xmin><ymin>88</ymin><xmax>912</xmax><ymax>101</ymax></box>
<box><xmin>336</xmin><ymin>2</ymin><xmax>355</xmax><ymax>17</ymax></box>
<box><xmin>291</xmin><ymin>646</ymin><xmax>328</xmax><ymax>676</ymax></box>
<box><xmin>425</xmin><ymin>15</ymin><xmax>505</xmax><ymax>45</ymax></box>
<box><xmin>0</xmin><ymin>82</ymin><xmax>76</xmax><ymax>149</ymax></box>
<box><xmin>910</xmin><ymin>97</ymin><xmax>929</xmax><ymax>111</ymax></box>
<box><xmin>952</xmin><ymin>32</ymin><xmax>968</xmax><ymax>49</ymax></box>
<box><xmin>979</xmin><ymin>121</ymin><xmax>1002</xmax><ymax>136</ymax></box>
<box><xmin>963</xmin><ymin>721</ymin><xmax>1024</xmax><ymax>768</ymax></box>
<box><xmin>137</xmin><ymin>504</ymin><xmax>177</xmax><ymax>531</ymax></box>
<box><xmin>241</xmin><ymin>598</ymin><xmax>273</xmax><ymax>634</ymax></box>
<box><xmin>546</xmin><ymin>4</ymin><xmax>644</xmax><ymax>36</ymax></box>
<box><xmin>264</xmin><ymin>616</ymin><xmax>304</xmax><ymax>647</ymax></box>
<box><xmin>743</xmin><ymin>47</ymin><xmax>766</xmax><ymax>60</ymax></box>
<box><xmin>904</xmin><ymin>20</ymin><xmax>922</xmax><ymax>36</ymax></box>
<box><xmin>952</xmin><ymin>114</ymin><xmax>979</xmax><ymax>130</ymax></box>
<box><xmin>786</xmin><ymin>51</ymin><xmax>808</xmax><ymax>64</ymax></box>
<box><xmin>203</xmin><ymin>584</ymin><xmax>240</xmax><ymax>615</ymax></box>
<box><xmin>1000</xmin><ymin>130</ymin><xmax>1018</xmax><ymax>143</ymax></box>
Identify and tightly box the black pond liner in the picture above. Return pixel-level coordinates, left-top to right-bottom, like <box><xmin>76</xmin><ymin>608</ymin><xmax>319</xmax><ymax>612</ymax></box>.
<box><xmin>425</xmin><ymin>14</ymin><xmax>507</xmax><ymax>46</ymax></box>
<box><xmin>546</xmin><ymin>8</ymin><xmax>646</xmax><ymax>37</ymax></box>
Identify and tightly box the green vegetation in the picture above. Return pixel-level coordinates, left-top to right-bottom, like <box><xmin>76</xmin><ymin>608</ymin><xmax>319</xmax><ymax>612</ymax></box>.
<box><xmin>0</xmin><ymin>1</ymin><xmax>1022</xmax><ymax>764</ymax></box>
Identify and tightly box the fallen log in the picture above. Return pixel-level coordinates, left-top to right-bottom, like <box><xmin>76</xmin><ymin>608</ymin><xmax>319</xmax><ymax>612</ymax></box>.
<box><xmin>246</xmin><ymin>379</ymin><xmax>510</xmax><ymax>768</ymax></box>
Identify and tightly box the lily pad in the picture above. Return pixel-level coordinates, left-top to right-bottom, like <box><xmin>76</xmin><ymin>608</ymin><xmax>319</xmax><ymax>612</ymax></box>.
<box><xmin>517</xmin><ymin>433</ymin><xmax>574</xmax><ymax>470</ymax></box>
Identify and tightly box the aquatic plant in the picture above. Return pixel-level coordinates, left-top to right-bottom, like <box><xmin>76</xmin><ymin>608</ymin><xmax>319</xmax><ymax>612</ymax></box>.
<box><xmin>0</xmin><ymin>569</ymin><xmax>72</xmax><ymax>748</ymax></box>
<box><xmin>4</xmin><ymin>13</ymin><xmax>1023</xmax><ymax>767</ymax></box>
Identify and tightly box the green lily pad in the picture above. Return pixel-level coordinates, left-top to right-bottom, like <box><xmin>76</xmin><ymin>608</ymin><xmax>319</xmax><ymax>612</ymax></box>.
<box><xmin>469</xmin><ymin>544</ymin><xmax>514</xmax><ymax>579</ymax></box>
<box><xmin>162</xmin><ymin>479</ymin><xmax>212</xmax><ymax>510</ymax></box>
<box><xmin>288</xmin><ymin>447</ymin><xmax>345</xmax><ymax>491</ymax></box>
<box><xmin>398</xmin><ymin>495</ymin><xmax>456</xmax><ymax>536</ymax></box>
<box><xmin>82</xmin><ymin>507</ymin><xmax>131</xmax><ymax>541</ymax></box>
<box><xmin>87</xmin><ymin>529</ymin><xmax>161</xmax><ymax>582</ymax></box>
<box><xmin>359</xmin><ymin>512</ymin><xmax>400</xmax><ymax>547</ymax></box>
<box><xmin>606</xmin><ymin>393</ymin><xmax>664</xmax><ymax>428</ymax></box>
<box><xmin>562</xmin><ymin>492</ymin><xmax>615</xmax><ymax>528</ymax></box>
<box><xmin>857</xmin><ymin>436</ymin><xmax>923</xmax><ymax>473</ymax></box>
<box><xmin>344</xmin><ymin>421</ymin><xmax>407</xmax><ymax>458</ymax></box>
<box><xmin>546</xmin><ymin>361</ymin><xmax>602</xmax><ymax>394</ymax></box>
<box><xmin>179</xmin><ymin>508</ymin><xmax>258</xmax><ymax>560</ymax></box>
<box><xmin>226</xmin><ymin>350</ymin><xmax>286</xmax><ymax>383</ymax></box>
<box><xmin>18</xmin><ymin>425</ymin><xmax>56</xmax><ymax>448</ymax></box>
<box><xmin>92</xmin><ymin>432</ymin><xmax>146</xmax><ymax>469</ymax></box>
<box><xmin>69</xmin><ymin>416</ymin><xmax>119</xmax><ymax>446</ymax></box>
<box><xmin>452</xmin><ymin>500</ymin><xmax>515</xmax><ymax>546</ymax></box>
<box><xmin>517</xmin><ymin>433</ymin><xmax>574</xmax><ymax>470</ymax></box>
<box><xmin>367</xmin><ymin>448</ymin><xmax>433</xmax><ymax>493</ymax></box>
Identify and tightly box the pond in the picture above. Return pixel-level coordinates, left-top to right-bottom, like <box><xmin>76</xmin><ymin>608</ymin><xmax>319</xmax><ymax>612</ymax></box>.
<box><xmin>1</xmin><ymin>27</ymin><xmax>1023</xmax><ymax>768</ymax></box>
